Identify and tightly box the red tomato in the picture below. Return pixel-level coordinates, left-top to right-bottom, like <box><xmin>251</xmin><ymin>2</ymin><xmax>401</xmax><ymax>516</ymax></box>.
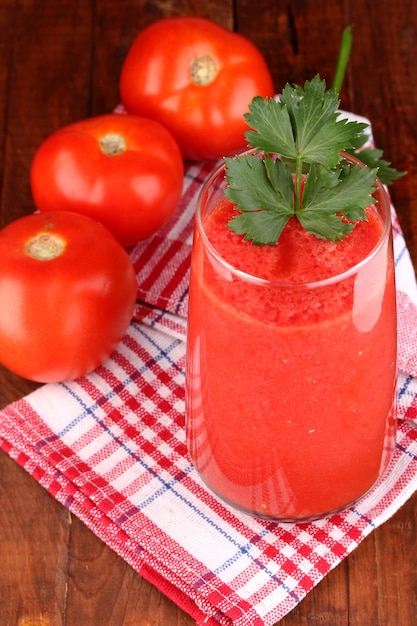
<box><xmin>0</xmin><ymin>212</ymin><xmax>137</xmax><ymax>382</ymax></box>
<box><xmin>119</xmin><ymin>16</ymin><xmax>275</xmax><ymax>161</ymax></box>
<box><xmin>30</xmin><ymin>113</ymin><xmax>184</xmax><ymax>247</ymax></box>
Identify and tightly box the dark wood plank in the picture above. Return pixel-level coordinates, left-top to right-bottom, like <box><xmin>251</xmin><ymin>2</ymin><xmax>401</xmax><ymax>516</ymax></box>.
<box><xmin>0</xmin><ymin>1</ymin><xmax>15</xmax><ymax>202</ymax></box>
<box><xmin>345</xmin><ymin>1</ymin><xmax>417</xmax><ymax>267</ymax></box>
<box><xmin>235</xmin><ymin>0</ymin><xmax>347</xmax><ymax>92</ymax></box>
<box><xmin>0</xmin><ymin>451</ymin><xmax>69</xmax><ymax>624</ymax></box>
<box><xmin>0</xmin><ymin>0</ymin><xmax>95</xmax><ymax>228</ymax></box>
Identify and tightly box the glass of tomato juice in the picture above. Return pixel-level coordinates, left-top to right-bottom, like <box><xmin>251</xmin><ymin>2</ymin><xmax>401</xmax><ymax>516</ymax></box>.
<box><xmin>185</xmin><ymin>153</ymin><xmax>397</xmax><ymax>522</ymax></box>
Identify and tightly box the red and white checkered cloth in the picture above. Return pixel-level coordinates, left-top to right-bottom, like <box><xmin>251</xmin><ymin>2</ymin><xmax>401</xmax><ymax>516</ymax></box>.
<box><xmin>1</xmin><ymin>115</ymin><xmax>417</xmax><ymax>626</ymax></box>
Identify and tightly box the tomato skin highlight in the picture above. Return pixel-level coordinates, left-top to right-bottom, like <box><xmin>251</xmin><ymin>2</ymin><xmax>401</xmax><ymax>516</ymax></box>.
<box><xmin>119</xmin><ymin>16</ymin><xmax>275</xmax><ymax>161</ymax></box>
<box><xmin>0</xmin><ymin>212</ymin><xmax>137</xmax><ymax>383</ymax></box>
<box><xmin>30</xmin><ymin>113</ymin><xmax>184</xmax><ymax>247</ymax></box>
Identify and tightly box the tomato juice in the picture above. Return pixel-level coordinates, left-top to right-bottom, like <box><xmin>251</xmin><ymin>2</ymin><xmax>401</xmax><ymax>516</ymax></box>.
<box><xmin>185</xmin><ymin>165</ymin><xmax>397</xmax><ymax>521</ymax></box>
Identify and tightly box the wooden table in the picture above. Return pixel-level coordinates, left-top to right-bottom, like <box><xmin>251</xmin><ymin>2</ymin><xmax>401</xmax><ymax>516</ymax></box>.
<box><xmin>1</xmin><ymin>1</ymin><xmax>417</xmax><ymax>624</ymax></box>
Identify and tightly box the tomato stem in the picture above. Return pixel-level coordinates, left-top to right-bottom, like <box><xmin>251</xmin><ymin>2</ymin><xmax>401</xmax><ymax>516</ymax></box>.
<box><xmin>99</xmin><ymin>133</ymin><xmax>126</xmax><ymax>156</ymax></box>
<box><xmin>25</xmin><ymin>233</ymin><xmax>66</xmax><ymax>261</ymax></box>
<box><xmin>190</xmin><ymin>55</ymin><xmax>218</xmax><ymax>86</ymax></box>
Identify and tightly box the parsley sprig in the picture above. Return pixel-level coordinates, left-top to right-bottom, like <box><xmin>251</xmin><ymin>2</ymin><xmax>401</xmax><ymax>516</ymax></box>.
<box><xmin>224</xmin><ymin>75</ymin><xmax>402</xmax><ymax>245</ymax></box>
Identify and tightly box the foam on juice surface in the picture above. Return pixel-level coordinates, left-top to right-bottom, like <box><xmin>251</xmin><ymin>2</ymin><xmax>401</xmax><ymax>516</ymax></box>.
<box><xmin>201</xmin><ymin>198</ymin><xmax>384</xmax><ymax>325</ymax></box>
<box><xmin>205</xmin><ymin>198</ymin><xmax>382</xmax><ymax>283</ymax></box>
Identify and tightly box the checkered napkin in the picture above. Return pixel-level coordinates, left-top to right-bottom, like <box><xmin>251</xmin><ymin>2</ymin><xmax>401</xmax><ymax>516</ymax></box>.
<box><xmin>1</xmin><ymin>115</ymin><xmax>417</xmax><ymax>626</ymax></box>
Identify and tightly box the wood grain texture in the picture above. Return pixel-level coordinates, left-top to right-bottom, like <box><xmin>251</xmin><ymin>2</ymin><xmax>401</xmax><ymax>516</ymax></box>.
<box><xmin>1</xmin><ymin>1</ymin><xmax>417</xmax><ymax>624</ymax></box>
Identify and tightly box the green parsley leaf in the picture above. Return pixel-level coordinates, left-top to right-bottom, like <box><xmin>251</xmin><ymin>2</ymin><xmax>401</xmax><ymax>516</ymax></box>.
<box><xmin>245</xmin><ymin>76</ymin><xmax>367</xmax><ymax>169</ymax></box>
<box><xmin>346</xmin><ymin>145</ymin><xmax>405</xmax><ymax>185</ymax></box>
<box><xmin>243</xmin><ymin>97</ymin><xmax>297</xmax><ymax>160</ymax></box>
<box><xmin>299</xmin><ymin>163</ymin><xmax>376</xmax><ymax>241</ymax></box>
<box><xmin>225</xmin><ymin>75</ymin><xmax>402</xmax><ymax>244</ymax></box>
<box><xmin>344</xmin><ymin>131</ymin><xmax>405</xmax><ymax>185</ymax></box>
<box><xmin>279</xmin><ymin>76</ymin><xmax>367</xmax><ymax>168</ymax></box>
<box><xmin>224</xmin><ymin>154</ymin><xmax>294</xmax><ymax>245</ymax></box>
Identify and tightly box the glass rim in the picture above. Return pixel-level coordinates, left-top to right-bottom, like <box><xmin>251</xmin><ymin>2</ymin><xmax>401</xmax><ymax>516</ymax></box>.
<box><xmin>195</xmin><ymin>151</ymin><xmax>392</xmax><ymax>289</ymax></box>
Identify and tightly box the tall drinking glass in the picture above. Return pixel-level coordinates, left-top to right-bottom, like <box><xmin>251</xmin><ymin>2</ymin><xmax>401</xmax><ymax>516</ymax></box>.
<box><xmin>185</xmin><ymin>153</ymin><xmax>397</xmax><ymax>522</ymax></box>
